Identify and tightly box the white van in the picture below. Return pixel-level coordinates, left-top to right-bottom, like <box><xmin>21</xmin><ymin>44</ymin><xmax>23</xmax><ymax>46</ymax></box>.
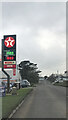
<box><xmin>20</xmin><ymin>79</ymin><xmax>30</xmax><ymax>88</ymax></box>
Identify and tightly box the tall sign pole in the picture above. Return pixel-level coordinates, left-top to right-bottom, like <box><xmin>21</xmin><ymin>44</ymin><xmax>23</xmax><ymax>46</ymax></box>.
<box><xmin>2</xmin><ymin>39</ymin><xmax>10</xmax><ymax>93</ymax></box>
<box><xmin>2</xmin><ymin>35</ymin><xmax>16</xmax><ymax>93</ymax></box>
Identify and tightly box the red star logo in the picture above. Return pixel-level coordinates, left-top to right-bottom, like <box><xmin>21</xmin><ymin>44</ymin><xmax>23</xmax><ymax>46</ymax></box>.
<box><xmin>4</xmin><ymin>37</ymin><xmax>15</xmax><ymax>48</ymax></box>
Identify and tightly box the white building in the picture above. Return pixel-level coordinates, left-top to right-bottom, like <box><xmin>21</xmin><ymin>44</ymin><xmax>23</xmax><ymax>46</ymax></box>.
<box><xmin>0</xmin><ymin>68</ymin><xmax>20</xmax><ymax>83</ymax></box>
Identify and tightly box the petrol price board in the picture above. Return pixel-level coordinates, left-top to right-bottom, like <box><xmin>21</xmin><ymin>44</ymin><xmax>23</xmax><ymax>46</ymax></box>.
<box><xmin>2</xmin><ymin>35</ymin><xmax>16</xmax><ymax>69</ymax></box>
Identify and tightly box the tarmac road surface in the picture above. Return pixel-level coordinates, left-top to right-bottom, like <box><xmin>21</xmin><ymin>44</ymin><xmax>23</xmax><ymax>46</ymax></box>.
<box><xmin>12</xmin><ymin>80</ymin><xmax>66</xmax><ymax>118</ymax></box>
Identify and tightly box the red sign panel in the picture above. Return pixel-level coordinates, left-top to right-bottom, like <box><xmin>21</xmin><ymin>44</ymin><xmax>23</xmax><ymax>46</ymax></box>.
<box><xmin>4</xmin><ymin>64</ymin><xmax>16</xmax><ymax>69</ymax></box>
<box><xmin>13</xmin><ymin>69</ymin><xmax>16</xmax><ymax>76</ymax></box>
<box><xmin>4</xmin><ymin>37</ymin><xmax>15</xmax><ymax>48</ymax></box>
<box><xmin>4</xmin><ymin>61</ymin><xmax>16</xmax><ymax>65</ymax></box>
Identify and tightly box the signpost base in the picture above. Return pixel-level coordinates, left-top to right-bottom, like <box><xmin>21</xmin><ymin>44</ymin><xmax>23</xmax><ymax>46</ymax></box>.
<box><xmin>2</xmin><ymin>68</ymin><xmax>10</xmax><ymax>93</ymax></box>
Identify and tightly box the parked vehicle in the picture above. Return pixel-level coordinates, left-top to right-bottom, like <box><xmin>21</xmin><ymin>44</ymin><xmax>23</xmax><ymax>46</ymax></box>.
<box><xmin>52</xmin><ymin>79</ymin><xmax>59</xmax><ymax>85</ymax></box>
<box><xmin>63</xmin><ymin>77</ymin><xmax>68</xmax><ymax>81</ymax></box>
<box><xmin>20</xmin><ymin>79</ymin><xmax>30</xmax><ymax>88</ymax></box>
<box><xmin>0</xmin><ymin>85</ymin><xmax>6</xmax><ymax>96</ymax></box>
<box><xmin>4</xmin><ymin>83</ymin><xmax>13</xmax><ymax>92</ymax></box>
<box><xmin>13</xmin><ymin>82</ymin><xmax>20</xmax><ymax>89</ymax></box>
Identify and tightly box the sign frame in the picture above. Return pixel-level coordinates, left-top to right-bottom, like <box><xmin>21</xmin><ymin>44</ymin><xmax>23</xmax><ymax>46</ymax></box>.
<box><xmin>2</xmin><ymin>35</ymin><xmax>16</xmax><ymax>69</ymax></box>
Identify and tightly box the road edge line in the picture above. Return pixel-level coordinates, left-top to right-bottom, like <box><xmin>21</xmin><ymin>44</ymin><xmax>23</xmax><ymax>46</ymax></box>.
<box><xmin>8</xmin><ymin>88</ymin><xmax>33</xmax><ymax>118</ymax></box>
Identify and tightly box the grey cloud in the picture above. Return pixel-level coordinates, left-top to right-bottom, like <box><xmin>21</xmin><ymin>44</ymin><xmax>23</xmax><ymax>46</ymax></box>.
<box><xmin>2</xmin><ymin>2</ymin><xmax>65</xmax><ymax>29</ymax></box>
<box><xmin>2</xmin><ymin>2</ymin><xmax>66</xmax><ymax>75</ymax></box>
<box><xmin>18</xmin><ymin>33</ymin><xmax>65</xmax><ymax>68</ymax></box>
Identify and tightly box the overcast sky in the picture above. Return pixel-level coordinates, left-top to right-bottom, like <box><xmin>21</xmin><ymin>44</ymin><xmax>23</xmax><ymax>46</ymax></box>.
<box><xmin>0</xmin><ymin>2</ymin><xmax>66</xmax><ymax>76</ymax></box>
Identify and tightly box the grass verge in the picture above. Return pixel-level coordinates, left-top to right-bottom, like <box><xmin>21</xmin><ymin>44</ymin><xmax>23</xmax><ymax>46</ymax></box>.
<box><xmin>54</xmin><ymin>81</ymin><xmax>68</xmax><ymax>87</ymax></box>
<box><xmin>2</xmin><ymin>87</ymin><xmax>33</xmax><ymax>118</ymax></box>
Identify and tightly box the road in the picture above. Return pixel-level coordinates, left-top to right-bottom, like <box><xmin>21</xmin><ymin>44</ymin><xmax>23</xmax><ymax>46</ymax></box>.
<box><xmin>12</xmin><ymin>80</ymin><xmax>66</xmax><ymax>118</ymax></box>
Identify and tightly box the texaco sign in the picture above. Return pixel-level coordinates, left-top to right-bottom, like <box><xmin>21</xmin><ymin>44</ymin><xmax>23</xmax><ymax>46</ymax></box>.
<box><xmin>4</xmin><ymin>37</ymin><xmax>15</xmax><ymax>48</ymax></box>
<box><xmin>2</xmin><ymin>35</ymin><xmax>16</xmax><ymax>69</ymax></box>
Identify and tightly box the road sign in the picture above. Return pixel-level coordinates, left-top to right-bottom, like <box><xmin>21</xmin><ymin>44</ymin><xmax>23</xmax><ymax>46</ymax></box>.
<box><xmin>3</xmin><ymin>35</ymin><xmax>16</xmax><ymax>61</ymax></box>
<box><xmin>4</xmin><ymin>64</ymin><xmax>16</xmax><ymax>69</ymax></box>
<box><xmin>2</xmin><ymin>35</ymin><xmax>16</xmax><ymax>69</ymax></box>
<box><xmin>2</xmin><ymin>35</ymin><xmax>16</xmax><ymax>93</ymax></box>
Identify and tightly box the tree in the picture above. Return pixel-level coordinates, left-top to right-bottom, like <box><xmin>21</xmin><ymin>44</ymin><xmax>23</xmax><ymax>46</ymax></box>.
<box><xmin>65</xmin><ymin>71</ymin><xmax>67</xmax><ymax>74</ymax></box>
<box><xmin>44</xmin><ymin>76</ymin><xmax>48</xmax><ymax>79</ymax></box>
<box><xmin>47</xmin><ymin>74</ymin><xmax>56</xmax><ymax>83</ymax></box>
<box><xmin>18</xmin><ymin>60</ymin><xmax>41</xmax><ymax>84</ymax></box>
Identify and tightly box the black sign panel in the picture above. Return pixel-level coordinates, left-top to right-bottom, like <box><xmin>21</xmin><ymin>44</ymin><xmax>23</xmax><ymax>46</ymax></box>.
<box><xmin>2</xmin><ymin>35</ymin><xmax>16</xmax><ymax>69</ymax></box>
<box><xmin>3</xmin><ymin>35</ymin><xmax>16</xmax><ymax>61</ymax></box>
